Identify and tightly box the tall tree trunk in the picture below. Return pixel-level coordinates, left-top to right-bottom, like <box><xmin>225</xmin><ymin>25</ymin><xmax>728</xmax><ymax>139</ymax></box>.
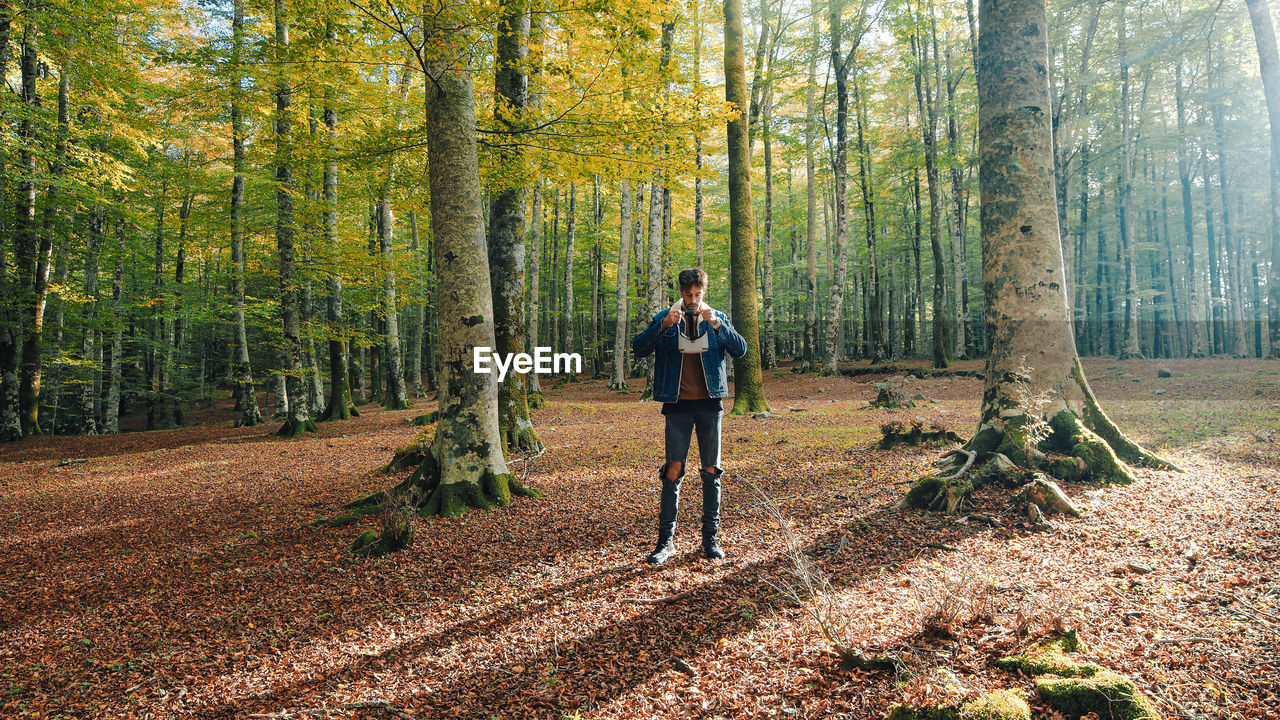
<box><xmin>410</xmin><ymin>211</ymin><xmax>426</xmax><ymax>396</ymax></box>
<box><xmin>319</xmin><ymin>23</ymin><xmax>355</xmax><ymax>421</ymax></box>
<box><xmin>823</xmin><ymin>0</ymin><xmax>852</xmax><ymax>375</ymax></box>
<box><xmin>231</xmin><ymin>0</ymin><xmax>262</xmax><ymax>427</ymax></box>
<box><xmin>1116</xmin><ymin>4</ymin><xmax>1143</xmax><ymax>359</ymax></box>
<box><xmin>904</xmin><ymin>0</ymin><xmax>1178</xmax><ymax>514</ymax></box>
<box><xmin>1175</xmin><ymin>62</ymin><xmax>1206</xmax><ymax>357</ymax></box>
<box><xmin>761</xmin><ymin>79</ymin><xmax>776</xmax><ymax>370</ymax></box>
<box><xmin>801</xmin><ymin>0</ymin><xmax>819</xmax><ymax>373</ymax></box>
<box><xmin>80</xmin><ymin>209</ymin><xmax>102</xmax><ymax>435</ymax></box>
<box><xmin>14</xmin><ymin>21</ymin><xmax>48</xmax><ymax>436</ymax></box>
<box><xmin>489</xmin><ymin>0</ymin><xmax>542</xmax><ymax>451</ymax></box>
<box><xmin>726</xmin><ymin>0</ymin><xmax>769</xmax><ymax>413</ymax></box>
<box><xmin>527</xmin><ymin>180</ymin><xmax>543</xmax><ymax>400</ymax></box>
<box><xmin>1243</xmin><ymin>0</ymin><xmax>1280</xmax><ymax>357</ymax></box>
<box><xmin>855</xmin><ymin>70</ymin><xmax>885</xmax><ymax>363</ymax></box>
<box><xmin>609</xmin><ymin>179</ymin><xmax>632</xmax><ymax>389</ymax></box>
<box><xmin>103</xmin><ymin>217</ymin><xmax>126</xmax><ymax>434</ymax></box>
<box><xmin>0</xmin><ymin>5</ymin><xmax>19</xmax><ymax>441</ymax></box>
<box><xmin>564</xmin><ymin>183</ymin><xmax>577</xmax><ymax>366</ymax></box>
<box><xmin>378</xmin><ymin>65</ymin><xmax>412</xmax><ymax>411</ymax></box>
<box><xmin>912</xmin><ymin>5</ymin><xmax>951</xmax><ymax>369</ymax></box>
<box><xmin>273</xmin><ymin>0</ymin><xmax>315</xmax><ymax>438</ymax></box>
<box><xmin>371</xmin><ymin>48</ymin><xmax>538</xmax><ymax>520</ymax></box>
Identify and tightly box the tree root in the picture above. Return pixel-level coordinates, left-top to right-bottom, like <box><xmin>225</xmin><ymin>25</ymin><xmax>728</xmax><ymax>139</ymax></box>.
<box><xmin>277</xmin><ymin>417</ymin><xmax>318</xmax><ymax>439</ymax></box>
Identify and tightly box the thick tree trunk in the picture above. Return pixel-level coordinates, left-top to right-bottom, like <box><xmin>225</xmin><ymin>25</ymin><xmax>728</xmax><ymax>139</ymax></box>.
<box><xmin>911</xmin><ymin>0</ymin><xmax>1177</xmax><ymax>515</ymax></box>
<box><xmin>14</xmin><ymin>21</ymin><xmax>47</xmax><ymax>436</ymax></box>
<box><xmin>1243</xmin><ymin>0</ymin><xmax>1280</xmax><ymax>357</ymax></box>
<box><xmin>725</xmin><ymin>0</ymin><xmax>769</xmax><ymax>413</ymax></box>
<box><xmin>273</xmin><ymin>0</ymin><xmax>315</xmax><ymax>438</ymax></box>
<box><xmin>394</xmin><ymin>52</ymin><xmax>536</xmax><ymax>518</ymax></box>
<box><xmin>489</xmin><ymin>0</ymin><xmax>542</xmax><ymax>452</ymax></box>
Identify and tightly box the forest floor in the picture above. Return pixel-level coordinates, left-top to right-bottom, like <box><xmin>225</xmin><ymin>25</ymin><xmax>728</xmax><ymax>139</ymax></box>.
<box><xmin>1</xmin><ymin>358</ymin><xmax>1278</xmax><ymax>720</ymax></box>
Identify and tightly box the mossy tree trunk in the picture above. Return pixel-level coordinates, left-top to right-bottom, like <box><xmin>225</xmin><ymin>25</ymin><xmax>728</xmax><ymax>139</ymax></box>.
<box><xmin>396</xmin><ymin>44</ymin><xmax>538</xmax><ymax>518</ymax></box>
<box><xmin>725</xmin><ymin>0</ymin><xmax>769</xmax><ymax>414</ymax></box>
<box><xmin>489</xmin><ymin>0</ymin><xmax>542</xmax><ymax>453</ymax></box>
<box><xmin>904</xmin><ymin>0</ymin><xmax>1179</xmax><ymax>515</ymax></box>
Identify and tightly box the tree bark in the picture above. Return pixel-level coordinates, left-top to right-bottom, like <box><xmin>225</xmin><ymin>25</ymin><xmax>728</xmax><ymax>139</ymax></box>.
<box><xmin>1243</xmin><ymin>0</ymin><xmax>1280</xmax><ymax>357</ymax></box>
<box><xmin>1116</xmin><ymin>4</ymin><xmax>1143</xmax><ymax>359</ymax></box>
<box><xmin>273</xmin><ymin>0</ymin><xmax>315</xmax><ymax>438</ymax></box>
<box><xmin>318</xmin><ymin>22</ymin><xmax>355</xmax><ymax>422</ymax></box>
<box><xmin>823</xmin><ymin>0</ymin><xmax>852</xmax><ymax>375</ymax></box>
<box><xmin>230</xmin><ymin>0</ymin><xmax>263</xmax><ymax>427</ymax></box>
<box><xmin>929</xmin><ymin>0</ymin><xmax>1177</xmax><ymax>509</ymax></box>
<box><xmin>610</xmin><ymin>179</ymin><xmax>632</xmax><ymax>390</ymax></box>
<box><xmin>489</xmin><ymin>0</ymin><xmax>542</xmax><ymax>452</ymax></box>
<box><xmin>801</xmin><ymin>0</ymin><xmax>819</xmax><ymax>373</ymax></box>
<box><xmin>725</xmin><ymin>0</ymin><xmax>769</xmax><ymax>413</ymax></box>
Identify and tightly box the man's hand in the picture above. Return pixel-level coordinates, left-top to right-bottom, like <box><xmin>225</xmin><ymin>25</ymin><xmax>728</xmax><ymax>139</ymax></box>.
<box><xmin>661</xmin><ymin>306</ymin><xmax>681</xmax><ymax>329</ymax></box>
<box><xmin>700</xmin><ymin>307</ymin><xmax>721</xmax><ymax>329</ymax></box>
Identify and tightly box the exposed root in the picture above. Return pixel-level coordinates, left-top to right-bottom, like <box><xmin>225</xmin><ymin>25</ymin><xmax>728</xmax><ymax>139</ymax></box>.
<box><xmin>938</xmin><ymin>449</ymin><xmax>976</xmax><ymax>480</ymax></box>
<box><xmin>277</xmin><ymin>417</ymin><xmax>318</xmax><ymax>439</ymax></box>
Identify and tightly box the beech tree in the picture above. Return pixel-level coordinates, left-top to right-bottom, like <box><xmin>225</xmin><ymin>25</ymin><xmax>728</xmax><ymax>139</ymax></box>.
<box><xmin>902</xmin><ymin>0</ymin><xmax>1179</xmax><ymax>515</ymax></box>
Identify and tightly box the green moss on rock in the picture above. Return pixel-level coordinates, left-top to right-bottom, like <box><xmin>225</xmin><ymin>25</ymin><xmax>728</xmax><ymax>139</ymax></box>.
<box><xmin>959</xmin><ymin>689</ymin><xmax>1030</xmax><ymax>720</ymax></box>
<box><xmin>996</xmin><ymin>633</ymin><xmax>1095</xmax><ymax>678</ymax></box>
<box><xmin>1035</xmin><ymin>670</ymin><xmax>1159</xmax><ymax>720</ymax></box>
<box><xmin>904</xmin><ymin>476</ymin><xmax>946</xmax><ymax>508</ymax></box>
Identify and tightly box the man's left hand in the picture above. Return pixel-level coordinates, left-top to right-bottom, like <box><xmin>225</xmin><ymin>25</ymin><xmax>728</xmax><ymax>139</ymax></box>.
<box><xmin>700</xmin><ymin>307</ymin><xmax>721</xmax><ymax>329</ymax></box>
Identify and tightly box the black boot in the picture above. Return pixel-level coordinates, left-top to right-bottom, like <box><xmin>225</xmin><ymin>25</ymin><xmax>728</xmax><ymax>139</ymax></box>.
<box><xmin>647</xmin><ymin>467</ymin><xmax>682</xmax><ymax>565</ymax></box>
<box><xmin>701</xmin><ymin>468</ymin><xmax>724</xmax><ymax>559</ymax></box>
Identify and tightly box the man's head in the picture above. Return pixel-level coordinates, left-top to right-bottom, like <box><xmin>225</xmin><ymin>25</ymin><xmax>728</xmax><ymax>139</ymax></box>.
<box><xmin>678</xmin><ymin>268</ymin><xmax>708</xmax><ymax>309</ymax></box>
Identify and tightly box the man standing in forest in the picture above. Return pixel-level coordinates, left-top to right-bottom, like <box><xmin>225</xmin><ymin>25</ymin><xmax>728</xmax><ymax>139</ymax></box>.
<box><xmin>633</xmin><ymin>268</ymin><xmax>747</xmax><ymax>564</ymax></box>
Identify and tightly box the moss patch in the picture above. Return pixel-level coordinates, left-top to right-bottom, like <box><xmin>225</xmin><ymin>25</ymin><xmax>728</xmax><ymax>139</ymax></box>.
<box><xmin>996</xmin><ymin>632</ymin><xmax>1094</xmax><ymax>678</ymax></box>
<box><xmin>959</xmin><ymin>689</ymin><xmax>1030</xmax><ymax>720</ymax></box>
<box><xmin>1035</xmin><ymin>670</ymin><xmax>1159</xmax><ymax>720</ymax></box>
<box><xmin>887</xmin><ymin>703</ymin><xmax>957</xmax><ymax>720</ymax></box>
<box><xmin>903</xmin><ymin>476</ymin><xmax>946</xmax><ymax>509</ymax></box>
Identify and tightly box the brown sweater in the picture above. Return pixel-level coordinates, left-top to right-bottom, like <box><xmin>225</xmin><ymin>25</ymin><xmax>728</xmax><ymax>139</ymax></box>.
<box><xmin>679</xmin><ymin>353</ymin><xmax>710</xmax><ymax>400</ymax></box>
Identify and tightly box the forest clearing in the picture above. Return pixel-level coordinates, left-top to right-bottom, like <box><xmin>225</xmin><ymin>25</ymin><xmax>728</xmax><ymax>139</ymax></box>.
<box><xmin>5</xmin><ymin>0</ymin><xmax>1280</xmax><ymax>715</ymax></box>
<box><xmin>2</xmin><ymin>360</ymin><xmax>1279</xmax><ymax>719</ymax></box>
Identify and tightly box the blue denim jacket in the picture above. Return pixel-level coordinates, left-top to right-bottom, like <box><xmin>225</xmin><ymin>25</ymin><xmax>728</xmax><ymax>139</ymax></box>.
<box><xmin>632</xmin><ymin>309</ymin><xmax>748</xmax><ymax>403</ymax></box>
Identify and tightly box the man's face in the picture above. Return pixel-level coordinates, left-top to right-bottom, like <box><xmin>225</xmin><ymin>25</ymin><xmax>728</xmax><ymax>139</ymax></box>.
<box><xmin>681</xmin><ymin>285</ymin><xmax>705</xmax><ymax>309</ymax></box>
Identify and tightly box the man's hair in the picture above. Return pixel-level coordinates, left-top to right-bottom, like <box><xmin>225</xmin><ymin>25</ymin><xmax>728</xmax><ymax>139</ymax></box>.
<box><xmin>678</xmin><ymin>268</ymin><xmax>708</xmax><ymax>291</ymax></box>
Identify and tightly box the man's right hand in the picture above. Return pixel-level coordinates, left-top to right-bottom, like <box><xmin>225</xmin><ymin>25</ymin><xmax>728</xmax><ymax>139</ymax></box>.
<box><xmin>661</xmin><ymin>306</ymin><xmax>681</xmax><ymax>329</ymax></box>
